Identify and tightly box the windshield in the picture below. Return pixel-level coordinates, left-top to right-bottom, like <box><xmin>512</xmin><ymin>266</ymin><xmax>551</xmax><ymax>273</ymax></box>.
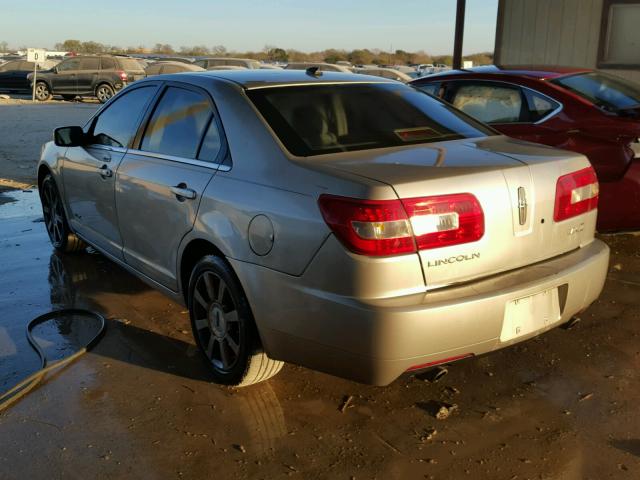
<box><xmin>247</xmin><ymin>83</ymin><xmax>495</xmax><ymax>156</ymax></box>
<box><xmin>553</xmin><ymin>72</ymin><xmax>640</xmax><ymax>111</ymax></box>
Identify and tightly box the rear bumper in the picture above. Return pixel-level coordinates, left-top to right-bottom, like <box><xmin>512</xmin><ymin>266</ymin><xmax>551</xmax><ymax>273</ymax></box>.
<box><xmin>231</xmin><ymin>239</ymin><xmax>609</xmax><ymax>385</ymax></box>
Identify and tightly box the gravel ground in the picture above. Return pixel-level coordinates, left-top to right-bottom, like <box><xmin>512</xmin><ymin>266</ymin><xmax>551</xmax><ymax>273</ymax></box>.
<box><xmin>0</xmin><ymin>100</ymin><xmax>99</xmax><ymax>185</ymax></box>
<box><xmin>0</xmin><ymin>105</ymin><xmax>639</xmax><ymax>479</ymax></box>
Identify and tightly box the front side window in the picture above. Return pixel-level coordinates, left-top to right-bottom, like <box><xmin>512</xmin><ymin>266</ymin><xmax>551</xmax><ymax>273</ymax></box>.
<box><xmin>140</xmin><ymin>87</ymin><xmax>213</xmax><ymax>159</ymax></box>
<box><xmin>248</xmin><ymin>83</ymin><xmax>494</xmax><ymax>156</ymax></box>
<box><xmin>553</xmin><ymin>72</ymin><xmax>640</xmax><ymax>112</ymax></box>
<box><xmin>451</xmin><ymin>83</ymin><xmax>523</xmax><ymax>124</ymax></box>
<box><xmin>90</xmin><ymin>86</ymin><xmax>156</xmax><ymax>147</ymax></box>
<box><xmin>57</xmin><ymin>59</ymin><xmax>81</xmax><ymax>72</ymax></box>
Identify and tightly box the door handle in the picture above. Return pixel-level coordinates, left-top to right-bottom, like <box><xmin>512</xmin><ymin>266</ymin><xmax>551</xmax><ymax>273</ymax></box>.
<box><xmin>100</xmin><ymin>154</ymin><xmax>111</xmax><ymax>162</ymax></box>
<box><xmin>170</xmin><ymin>184</ymin><xmax>197</xmax><ymax>200</ymax></box>
<box><xmin>98</xmin><ymin>164</ymin><xmax>113</xmax><ymax>178</ymax></box>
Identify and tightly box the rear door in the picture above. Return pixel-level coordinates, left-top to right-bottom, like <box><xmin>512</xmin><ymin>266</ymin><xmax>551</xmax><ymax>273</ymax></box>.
<box><xmin>116</xmin><ymin>83</ymin><xmax>225</xmax><ymax>290</ymax></box>
<box><xmin>75</xmin><ymin>57</ymin><xmax>100</xmax><ymax>94</ymax></box>
<box><xmin>63</xmin><ymin>83</ymin><xmax>159</xmax><ymax>259</ymax></box>
<box><xmin>445</xmin><ymin>80</ymin><xmax>564</xmax><ymax>145</ymax></box>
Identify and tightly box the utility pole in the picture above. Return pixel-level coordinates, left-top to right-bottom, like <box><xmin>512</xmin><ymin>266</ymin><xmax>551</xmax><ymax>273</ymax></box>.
<box><xmin>453</xmin><ymin>0</ymin><xmax>466</xmax><ymax>69</ymax></box>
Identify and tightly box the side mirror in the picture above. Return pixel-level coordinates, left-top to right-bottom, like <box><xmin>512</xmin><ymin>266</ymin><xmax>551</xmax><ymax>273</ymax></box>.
<box><xmin>54</xmin><ymin>126</ymin><xmax>85</xmax><ymax>147</ymax></box>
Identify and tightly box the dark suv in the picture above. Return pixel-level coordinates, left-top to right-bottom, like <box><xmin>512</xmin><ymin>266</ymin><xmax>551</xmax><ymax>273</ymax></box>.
<box><xmin>30</xmin><ymin>55</ymin><xmax>146</xmax><ymax>103</ymax></box>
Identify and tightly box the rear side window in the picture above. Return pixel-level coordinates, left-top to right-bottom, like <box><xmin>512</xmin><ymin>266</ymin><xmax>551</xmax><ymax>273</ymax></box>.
<box><xmin>140</xmin><ymin>87</ymin><xmax>213</xmax><ymax>159</ymax></box>
<box><xmin>79</xmin><ymin>58</ymin><xmax>100</xmax><ymax>70</ymax></box>
<box><xmin>118</xmin><ymin>58</ymin><xmax>145</xmax><ymax>71</ymax></box>
<box><xmin>451</xmin><ymin>83</ymin><xmax>523</xmax><ymax>123</ymax></box>
<box><xmin>90</xmin><ymin>86</ymin><xmax>156</xmax><ymax>147</ymax></box>
<box><xmin>248</xmin><ymin>83</ymin><xmax>494</xmax><ymax>156</ymax></box>
<box><xmin>416</xmin><ymin>82</ymin><xmax>441</xmax><ymax>97</ymax></box>
<box><xmin>523</xmin><ymin>90</ymin><xmax>560</xmax><ymax>122</ymax></box>
<box><xmin>101</xmin><ymin>57</ymin><xmax>116</xmax><ymax>70</ymax></box>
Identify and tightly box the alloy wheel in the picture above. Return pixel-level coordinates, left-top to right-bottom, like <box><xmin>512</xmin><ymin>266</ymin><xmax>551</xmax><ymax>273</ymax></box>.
<box><xmin>34</xmin><ymin>83</ymin><xmax>50</xmax><ymax>101</ymax></box>
<box><xmin>42</xmin><ymin>179</ymin><xmax>66</xmax><ymax>246</ymax></box>
<box><xmin>191</xmin><ymin>271</ymin><xmax>242</xmax><ymax>371</ymax></box>
<box><xmin>96</xmin><ymin>85</ymin><xmax>113</xmax><ymax>103</ymax></box>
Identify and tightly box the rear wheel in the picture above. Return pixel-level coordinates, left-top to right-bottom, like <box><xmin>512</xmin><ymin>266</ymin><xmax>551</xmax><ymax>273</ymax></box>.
<box><xmin>95</xmin><ymin>83</ymin><xmax>114</xmax><ymax>103</ymax></box>
<box><xmin>34</xmin><ymin>82</ymin><xmax>51</xmax><ymax>101</ymax></box>
<box><xmin>188</xmin><ymin>256</ymin><xmax>283</xmax><ymax>387</ymax></box>
<box><xmin>40</xmin><ymin>174</ymin><xmax>85</xmax><ymax>253</ymax></box>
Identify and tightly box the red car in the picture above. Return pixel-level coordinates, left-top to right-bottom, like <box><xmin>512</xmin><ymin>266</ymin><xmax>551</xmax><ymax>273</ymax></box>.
<box><xmin>411</xmin><ymin>66</ymin><xmax>640</xmax><ymax>232</ymax></box>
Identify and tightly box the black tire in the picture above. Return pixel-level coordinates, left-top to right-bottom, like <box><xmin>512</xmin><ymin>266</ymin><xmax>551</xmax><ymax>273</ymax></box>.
<box><xmin>95</xmin><ymin>83</ymin><xmax>114</xmax><ymax>103</ymax></box>
<box><xmin>61</xmin><ymin>94</ymin><xmax>76</xmax><ymax>101</ymax></box>
<box><xmin>34</xmin><ymin>82</ymin><xmax>51</xmax><ymax>101</ymax></box>
<box><xmin>188</xmin><ymin>255</ymin><xmax>283</xmax><ymax>387</ymax></box>
<box><xmin>40</xmin><ymin>174</ymin><xmax>85</xmax><ymax>253</ymax></box>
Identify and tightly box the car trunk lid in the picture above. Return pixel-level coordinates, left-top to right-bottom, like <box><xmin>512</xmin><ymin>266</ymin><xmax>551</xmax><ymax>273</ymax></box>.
<box><xmin>311</xmin><ymin>136</ymin><xmax>596</xmax><ymax>289</ymax></box>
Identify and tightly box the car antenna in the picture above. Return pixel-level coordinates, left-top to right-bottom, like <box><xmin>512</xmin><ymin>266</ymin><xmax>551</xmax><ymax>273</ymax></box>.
<box><xmin>306</xmin><ymin>66</ymin><xmax>322</xmax><ymax>77</ymax></box>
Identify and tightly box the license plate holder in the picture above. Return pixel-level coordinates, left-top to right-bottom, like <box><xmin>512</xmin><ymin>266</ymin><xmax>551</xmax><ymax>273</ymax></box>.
<box><xmin>500</xmin><ymin>288</ymin><xmax>561</xmax><ymax>342</ymax></box>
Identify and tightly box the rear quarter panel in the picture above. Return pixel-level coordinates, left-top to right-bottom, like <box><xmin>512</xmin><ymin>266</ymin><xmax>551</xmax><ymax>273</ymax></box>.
<box><xmin>181</xmin><ymin>77</ymin><xmax>398</xmax><ymax>277</ymax></box>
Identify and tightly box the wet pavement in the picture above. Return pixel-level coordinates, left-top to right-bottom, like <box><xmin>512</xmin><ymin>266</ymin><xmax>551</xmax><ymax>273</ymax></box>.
<box><xmin>1</xmin><ymin>188</ymin><xmax>640</xmax><ymax>479</ymax></box>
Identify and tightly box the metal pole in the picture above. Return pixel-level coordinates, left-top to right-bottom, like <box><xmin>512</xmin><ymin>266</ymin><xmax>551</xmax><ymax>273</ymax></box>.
<box><xmin>32</xmin><ymin>63</ymin><xmax>37</xmax><ymax>102</ymax></box>
<box><xmin>453</xmin><ymin>0</ymin><xmax>466</xmax><ymax>70</ymax></box>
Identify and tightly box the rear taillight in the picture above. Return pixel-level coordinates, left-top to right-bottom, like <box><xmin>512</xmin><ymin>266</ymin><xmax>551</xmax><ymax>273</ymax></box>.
<box><xmin>318</xmin><ymin>193</ymin><xmax>484</xmax><ymax>257</ymax></box>
<box><xmin>553</xmin><ymin>166</ymin><xmax>599</xmax><ymax>222</ymax></box>
<box><xmin>119</xmin><ymin>71</ymin><xmax>128</xmax><ymax>81</ymax></box>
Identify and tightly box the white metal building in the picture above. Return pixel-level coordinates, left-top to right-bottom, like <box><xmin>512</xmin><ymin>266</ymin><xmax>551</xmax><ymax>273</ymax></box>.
<box><xmin>495</xmin><ymin>0</ymin><xmax>640</xmax><ymax>81</ymax></box>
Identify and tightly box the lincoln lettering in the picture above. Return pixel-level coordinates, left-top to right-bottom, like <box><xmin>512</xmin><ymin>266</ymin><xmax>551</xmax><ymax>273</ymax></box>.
<box><xmin>427</xmin><ymin>252</ymin><xmax>481</xmax><ymax>267</ymax></box>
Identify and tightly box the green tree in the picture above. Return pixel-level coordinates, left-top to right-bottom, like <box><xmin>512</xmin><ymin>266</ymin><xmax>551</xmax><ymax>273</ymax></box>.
<box><xmin>266</xmin><ymin>47</ymin><xmax>288</xmax><ymax>62</ymax></box>
<box><xmin>81</xmin><ymin>41</ymin><xmax>104</xmax><ymax>54</ymax></box>
<box><xmin>56</xmin><ymin>39</ymin><xmax>83</xmax><ymax>52</ymax></box>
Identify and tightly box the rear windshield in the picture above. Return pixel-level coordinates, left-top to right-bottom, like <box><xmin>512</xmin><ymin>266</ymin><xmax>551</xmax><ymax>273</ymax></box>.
<box><xmin>553</xmin><ymin>72</ymin><xmax>640</xmax><ymax>111</ymax></box>
<box><xmin>118</xmin><ymin>58</ymin><xmax>145</xmax><ymax>72</ymax></box>
<box><xmin>247</xmin><ymin>83</ymin><xmax>494</xmax><ymax>156</ymax></box>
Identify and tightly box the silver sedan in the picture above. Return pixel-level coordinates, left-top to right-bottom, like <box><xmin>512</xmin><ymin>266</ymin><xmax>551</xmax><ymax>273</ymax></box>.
<box><xmin>37</xmin><ymin>70</ymin><xmax>609</xmax><ymax>386</ymax></box>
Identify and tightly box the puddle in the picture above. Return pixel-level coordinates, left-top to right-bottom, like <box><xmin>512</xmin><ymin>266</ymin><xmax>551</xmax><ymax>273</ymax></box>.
<box><xmin>0</xmin><ymin>189</ymin><xmax>42</xmax><ymax>219</ymax></box>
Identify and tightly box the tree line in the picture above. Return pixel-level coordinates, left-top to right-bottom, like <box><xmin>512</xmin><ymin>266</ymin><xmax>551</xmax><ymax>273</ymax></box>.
<box><xmin>42</xmin><ymin>40</ymin><xmax>492</xmax><ymax>66</ymax></box>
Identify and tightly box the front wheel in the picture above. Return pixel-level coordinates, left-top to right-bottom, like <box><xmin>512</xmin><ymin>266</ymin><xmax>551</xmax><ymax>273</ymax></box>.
<box><xmin>34</xmin><ymin>82</ymin><xmax>51</xmax><ymax>101</ymax></box>
<box><xmin>95</xmin><ymin>84</ymin><xmax>114</xmax><ymax>103</ymax></box>
<box><xmin>188</xmin><ymin>256</ymin><xmax>283</xmax><ymax>387</ymax></box>
<box><xmin>40</xmin><ymin>174</ymin><xmax>85</xmax><ymax>253</ymax></box>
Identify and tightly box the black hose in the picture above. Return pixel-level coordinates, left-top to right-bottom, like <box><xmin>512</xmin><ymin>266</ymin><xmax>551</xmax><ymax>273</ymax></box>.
<box><xmin>0</xmin><ymin>309</ymin><xmax>106</xmax><ymax>412</ymax></box>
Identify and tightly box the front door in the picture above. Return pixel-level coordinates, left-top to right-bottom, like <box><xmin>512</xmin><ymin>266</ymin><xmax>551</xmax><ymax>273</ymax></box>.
<box><xmin>51</xmin><ymin>57</ymin><xmax>81</xmax><ymax>93</ymax></box>
<box><xmin>63</xmin><ymin>84</ymin><xmax>159</xmax><ymax>259</ymax></box>
<box><xmin>116</xmin><ymin>84</ymin><xmax>225</xmax><ymax>290</ymax></box>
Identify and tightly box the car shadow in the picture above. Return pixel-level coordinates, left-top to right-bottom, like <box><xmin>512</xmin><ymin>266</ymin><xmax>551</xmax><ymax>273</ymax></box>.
<box><xmin>44</xmin><ymin>250</ymin><xmax>213</xmax><ymax>382</ymax></box>
<box><xmin>611</xmin><ymin>439</ymin><xmax>640</xmax><ymax>458</ymax></box>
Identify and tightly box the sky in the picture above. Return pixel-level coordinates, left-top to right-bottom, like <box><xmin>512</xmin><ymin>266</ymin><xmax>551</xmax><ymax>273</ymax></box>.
<box><xmin>0</xmin><ymin>0</ymin><xmax>498</xmax><ymax>55</ymax></box>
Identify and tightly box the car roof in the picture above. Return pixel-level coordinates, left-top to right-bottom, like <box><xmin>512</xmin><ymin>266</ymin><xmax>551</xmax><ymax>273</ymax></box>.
<box><xmin>420</xmin><ymin>64</ymin><xmax>593</xmax><ymax>81</ymax></box>
<box><xmin>160</xmin><ymin>69</ymin><xmax>396</xmax><ymax>89</ymax></box>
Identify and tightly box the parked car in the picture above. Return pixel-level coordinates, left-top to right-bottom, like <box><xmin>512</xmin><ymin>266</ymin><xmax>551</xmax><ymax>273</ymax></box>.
<box><xmin>195</xmin><ymin>57</ymin><xmax>261</xmax><ymax>70</ymax></box>
<box><xmin>285</xmin><ymin>62</ymin><xmax>353</xmax><ymax>73</ymax></box>
<box><xmin>0</xmin><ymin>59</ymin><xmax>58</xmax><ymax>93</ymax></box>
<box><xmin>38</xmin><ymin>70</ymin><xmax>609</xmax><ymax>387</ymax></box>
<box><xmin>145</xmin><ymin>61</ymin><xmax>205</xmax><ymax>76</ymax></box>
<box><xmin>411</xmin><ymin>65</ymin><xmax>640</xmax><ymax>231</ymax></box>
<box><xmin>354</xmin><ymin>67</ymin><xmax>412</xmax><ymax>82</ymax></box>
<box><xmin>29</xmin><ymin>55</ymin><xmax>146</xmax><ymax>103</ymax></box>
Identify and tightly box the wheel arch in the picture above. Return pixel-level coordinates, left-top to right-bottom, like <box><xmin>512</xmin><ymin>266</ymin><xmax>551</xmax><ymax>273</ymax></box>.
<box><xmin>179</xmin><ymin>238</ymin><xmax>227</xmax><ymax>304</ymax></box>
